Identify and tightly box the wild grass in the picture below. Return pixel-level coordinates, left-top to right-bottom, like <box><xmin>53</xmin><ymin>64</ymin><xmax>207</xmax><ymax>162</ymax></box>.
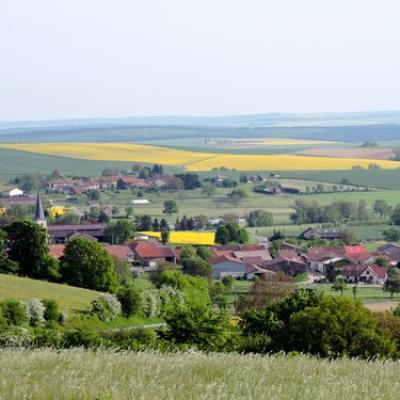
<box><xmin>0</xmin><ymin>349</ymin><xmax>399</xmax><ymax>399</ymax></box>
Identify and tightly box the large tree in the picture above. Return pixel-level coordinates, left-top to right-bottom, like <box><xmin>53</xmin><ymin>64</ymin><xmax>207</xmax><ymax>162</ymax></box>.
<box><xmin>105</xmin><ymin>220</ymin><xmax>135</xmax><ymax>244</ymax></box>
<box><xmin>4</xmin><ymin>221</ymin><xmax>59</xmax><ymax>281</ymax></box>
<box><xmin>60</xmin><ymin>238</ymin><xmax>118</xmax><ymax>292</ymax></box>
<box><xmin>163</xmin><ymin>200</ymin><xmax>178</xmax><ymax>215</ymax></box>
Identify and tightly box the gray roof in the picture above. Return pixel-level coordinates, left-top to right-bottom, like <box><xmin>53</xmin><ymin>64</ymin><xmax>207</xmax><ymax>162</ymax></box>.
<box><xmin>34</xmin><ymin>195</ymin><xmax>45</xmax><ymax>220</ymax></box>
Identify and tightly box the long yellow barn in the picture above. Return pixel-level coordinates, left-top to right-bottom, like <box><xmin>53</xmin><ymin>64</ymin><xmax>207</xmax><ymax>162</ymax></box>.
<box><xmin>1</xmin><ymin>143</ymin><xmax>399</xmax><ymax>171</ymax></box>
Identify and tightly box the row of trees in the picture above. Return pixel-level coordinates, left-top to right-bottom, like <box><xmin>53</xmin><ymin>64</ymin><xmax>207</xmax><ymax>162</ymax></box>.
<box><xmin>291</xmin><ymin>199</ymin><xmax>386</xmax><ymax>225</ymax></box>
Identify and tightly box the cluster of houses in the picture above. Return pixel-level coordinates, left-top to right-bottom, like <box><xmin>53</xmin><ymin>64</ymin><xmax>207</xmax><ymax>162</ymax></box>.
<box><xmin>46</xmin><ymin>225</ymin><xmax>400</xmax><ymax>285</ymax></box>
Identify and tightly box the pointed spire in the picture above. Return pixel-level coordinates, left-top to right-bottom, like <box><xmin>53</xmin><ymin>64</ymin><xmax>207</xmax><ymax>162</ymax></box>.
<box><xmin>34</xmin><ymin>194</ymin><xmax>45</xmax><ymax>221</ymax></box>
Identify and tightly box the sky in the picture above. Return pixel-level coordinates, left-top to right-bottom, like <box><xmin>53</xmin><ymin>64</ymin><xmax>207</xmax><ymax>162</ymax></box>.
<box><xmin>1</xmin><ymin>0</ymin><xmax>400</xmax><ymax>120</ymax></box>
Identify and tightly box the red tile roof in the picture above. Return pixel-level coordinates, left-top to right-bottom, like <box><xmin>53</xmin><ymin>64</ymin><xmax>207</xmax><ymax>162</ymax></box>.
<box><xmin>209</xmin><ymin>255</ymin><xmax>244</xmax><ymax>266</ymax></box>
<box><xmin>129</xmin><ymin>241</ymin><xmax>177</xmax><ymax>259</ymax></box>
<box><xmin>102</xmin><ymin>244</ymin><xmax>133</xmax><ymax>260</ymax></box>
<box><xmin>49</xmin><ymin>244</ymin><xmax>65</xmax><ymax>259</ymax></box>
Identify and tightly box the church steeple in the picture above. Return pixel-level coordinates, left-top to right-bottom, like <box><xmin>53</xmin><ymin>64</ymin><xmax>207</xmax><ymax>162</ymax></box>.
<box><xmin>34</xmin><ymin>195</ymin><xmax>47</xmax><ymax>229</ymax></box>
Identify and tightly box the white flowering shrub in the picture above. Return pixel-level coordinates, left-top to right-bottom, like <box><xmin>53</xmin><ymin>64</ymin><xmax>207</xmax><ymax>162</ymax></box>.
<box><xmin>141</xmin><ymin>289</ymin><xmax>161</xmax><ymax>318</ymax></box>
<box><xmin>26</xmin><ymin>298</ymin><xmax>45</xmax><ymax>327</ymax></box>
<box><xmin>0</xmin><ymin>327</ymin><xmax>32</xmax><ymax>348</ymax></box>
<box><xmin>91</xmin><ymin>293</ymin><xmax>121</xmax><ymax>321</ymax></box>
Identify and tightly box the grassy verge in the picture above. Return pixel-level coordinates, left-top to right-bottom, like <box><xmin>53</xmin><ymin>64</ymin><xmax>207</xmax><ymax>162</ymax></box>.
<box><xmin>1</xmin><ymin>349</ymin><xmax>400</xmax><ymax>399</ymax></box>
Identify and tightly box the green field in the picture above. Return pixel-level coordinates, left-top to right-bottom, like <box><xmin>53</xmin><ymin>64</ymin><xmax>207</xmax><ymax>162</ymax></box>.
<box><xmin>0</xmin><ymin>274</ymin><xmax>100</xmax><ymax>314</ymax></box>
<box><xmin>302</xmin><ymin>283</ymin><xmax>400</xmax><ymax>305</ymax></box>
<box><xmin>1</xmin><ymin>349</ymin><xmax>399</xmax><ymax>400</ymax></box>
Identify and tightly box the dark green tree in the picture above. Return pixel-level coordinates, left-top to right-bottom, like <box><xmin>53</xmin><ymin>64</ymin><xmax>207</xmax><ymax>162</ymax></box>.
<box><xmin>105</xmin><ymin>220</ymin><xmax>135</xmax><ymax>244</ymax></box>
<box><xmin>4</xmin><ymin>221</ymin><xmax>59</xmax><ymax>281</ymax></box>
<box><xmin>182</xmin><ymin>257</ymin><xmax>212</xmax><ymax>279</ymax></box>
<box><xmin>163</xmin><ymin>200</ymin><xmax>178</xmax><ymax>215</ymax></box>
<box><xmin>60</xmin><ymin>238</ymin><xmax>118</xmax><ymax>292</ymax></box>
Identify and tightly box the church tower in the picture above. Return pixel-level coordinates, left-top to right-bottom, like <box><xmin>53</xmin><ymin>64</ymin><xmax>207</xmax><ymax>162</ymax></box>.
<box><xmin>34</xmin><ymin>194</ymin><xmax>47</xmax><ymax>230</ymax></box>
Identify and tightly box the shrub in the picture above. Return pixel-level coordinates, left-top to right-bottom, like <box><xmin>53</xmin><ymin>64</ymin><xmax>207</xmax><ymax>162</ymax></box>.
<box><xmin>42</xmin><ymin>299</ymin><xmax>60</xmax><ymax>322</ymax></box>
<box><xmin>104</xmin><ymin>329</ymin><xmax>158</xmax><ymax>350</ymax></box>
<box><xmin>91</xmin><ymin>293</ymin><xmax>121</xmax><ymax>321</ymax></box>
<box><xmin>0</xmin><ymin>326</ymin><xmax>32</xmax><ymax>347</ymax></box>
<box><xmin>64</xmin><ymin>327</ymin><xmax>102</xmax><ymax>348</ymax></box>
<box><xmin>32</xmin><ymin>326</ymin><xmax>62</xmax><ymax>348</ymax></box>
<box><xmin>117</xmin><ymin>286</ymin><xmax>142</xmax><ymax>318</ymax></box>
<box><xmin>26</xmin><ymin>298</ymin><xmax>45</xmax><ymax>327</ymax></box>
<box><xmin>2</xmin><ymin>300</ymin><xmax>27</xmax><ymax>326</ymax></box>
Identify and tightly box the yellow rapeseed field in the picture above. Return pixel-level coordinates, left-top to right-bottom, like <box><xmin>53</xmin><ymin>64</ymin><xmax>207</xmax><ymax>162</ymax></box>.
<box><xmin>140</xmin><ymin>231</ymin><xmax>216</xmax><ymax>245</ymax></box>
<box><xmin>1</xmin><ymin>143</ymin><xmax>399</xmax><ymax>171</ymax></box>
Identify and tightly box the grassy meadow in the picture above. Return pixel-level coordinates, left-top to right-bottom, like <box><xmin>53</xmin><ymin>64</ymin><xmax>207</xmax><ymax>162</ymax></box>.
<box><xmin>0</xmin><ymin>274</ymin><xmax>100</xmax><ymax>314</ymax></box>
<box><xmin>1</xmin><ymin>349</ymin><xmax>400</xmax><ymax>400</ymax></box>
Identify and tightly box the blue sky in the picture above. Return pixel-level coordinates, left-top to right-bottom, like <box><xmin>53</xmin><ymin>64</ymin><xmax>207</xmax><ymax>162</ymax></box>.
<box><xmin>1</xmin><ymin>0</ymin><xmax>399</xmax><ymax>120</ymax></box>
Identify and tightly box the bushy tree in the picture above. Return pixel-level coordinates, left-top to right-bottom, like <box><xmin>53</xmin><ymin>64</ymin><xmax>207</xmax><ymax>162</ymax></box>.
<box><xmin>215</xmin><ymin>222</ymin><xmax>248</xmax><ymax>244</ymax></box>
<box><xmin>196</xmin><ymin>246</ymin><xmax>213</xmax><ymax>262</ymax></box>
<box><xmin>60</xmin><ymin>238</ymin><xmax>118</xmax><ymax>292</ymax></box>
<box><xmin>163</xmin><ymin>304</ymin><xmax>232</xmax><ymax>351</ymax></box>
<box><xmin>2</xmin><ymin>300</ymin><xmax>27</xmax><ymax>326</ymax></box>
<box><xmin>158</xmin><ymin>271</ymin><xmax>211</xmax><ymax>308</ymax></box>
<box><xmin>246</xmin><ymin>210</ymin><xmax>273</xmax><ymax>227</ymax></box>
<box><xmin>105</xmin><ymin>220</ymin><xmax>135</xmax><ymax>244</ymax></box>
<box><xmin>0</xmin><ymin>231</ymin><xmax>18</xmax><ymax>274</ymax></box>
<box><xmin>42</xmin><ymin>299</ymin><xmax>60</xmax><ymax>322</ymax></box>
<box><xmin>117</xmin><ymin>286</ymin><xmax>142</xmax><ymax>317</ymax></box>
<box><xmin>390</xmin><ymin>204</ymin><xmax>400</xmax><ymax>225</ymax></box>
<box><xmin>289</xmin><ymin>296</ymin><xmax>396</xmax><ymax>358</ymax></box>
<box><xmin>182</xmin><ymin>257</ymin><xmax>212</xmax><ymax>279</ymax></box>
<box><xmin>201</xmin><ymin>183</ymin><xmax>216</xmax><ymax>198</ymax></box>
<box><xmin>4</xmin><ymin>221</ymin><xmax>60</xmax><ymax>281</ymax></box>
<box><xmin>163</xmin><ymin>200</ymin><xmax>178</xmax><ymax>215</ymax></box>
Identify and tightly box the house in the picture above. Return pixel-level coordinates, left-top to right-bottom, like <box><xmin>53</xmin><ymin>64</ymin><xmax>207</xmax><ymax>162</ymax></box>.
<box><xmin>301</xmin><ymin>227</ymin><xmax>344</xmax><ymax>240</ymax></box>
<box><xmin>258</xmin><ymin>248</ymin><xmax>307</xmax><ymax>276</ymax></box>
<box><xmin>305</xmin><ymin>245</ymin><xmax>371</xmax><ymax>273</ymax></box>
<box><xmin>259</xmin><ymin>255</ymin><xmax>307</xmax><ymax>276</ymax></box>
<box><xmin>341</xmin><ymin>265</ymin><xmax>388</xmax><ymax>285</ymax></box>
<box><xmin>117</xmin><ymin>176</ymin><xmax>149</xmax><ymax>189</ymax></box>
<box><xmin>211</xmin><ymin>244</ymin><xmax>271</xmax><ymax>261</ymax></box>
<box><xmin>49</xmin><ymin>243</ymin><xmax>135</xmax><ymax>264</ymax></box>
<box><xmin>210</xmin><ymin>255</ymin><xmax>247</xmax><ymax>279</ymax></box>
<box><xmin>378</xmin><ymin>243</ymin><xmax>400</xmax><ymax>266</ymax></box>
<box><xmin>245</xmin><ymin>264</ymin><xmax>277</xmax><ymax>280</ymax></box>
<box><xmin>102</xmin><ymin>244</ymin><xmax>135</xmax><ymax>264</ymax></box>
<box><xmin>1</xmin><ymin>188</ymin><xmax>24</xmax><ymax>197</ymax></box>
<box><xmin>47</xmin><ymin>223</ymin><xmax>107</xmax><ymax>243</ymax></box>
<box><xmin>129</xmin><ymin>241</ymin><xmax>177</xmax><ymax>267</ymax></box>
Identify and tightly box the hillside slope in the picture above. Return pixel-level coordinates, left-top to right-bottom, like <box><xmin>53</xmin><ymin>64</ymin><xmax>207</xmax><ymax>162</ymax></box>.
<box><xmin>0</xmin><ymin>274</ymin><xmax>100</xmax><ymax>313</ymax></box>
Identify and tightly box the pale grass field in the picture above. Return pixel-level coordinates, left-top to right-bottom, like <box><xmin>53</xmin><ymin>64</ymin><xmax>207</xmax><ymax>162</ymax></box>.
<box><xmin>0</xmin><ymin>349</ymin><xmax>400</xmax><ymax>400</ymax></box>
<box><xmin>1</xmin><ymin>143</ymin><xmax>399</xmax><ymax>171</ymax></box>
